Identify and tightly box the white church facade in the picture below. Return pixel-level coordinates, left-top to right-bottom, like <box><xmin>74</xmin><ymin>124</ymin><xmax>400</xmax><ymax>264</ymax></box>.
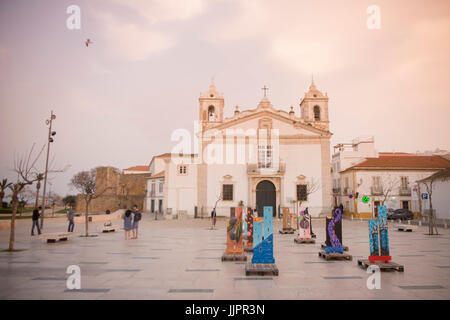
<box><xmin>145</xmin><ymin>81</ymin><xmax>333</xmax><ymax>218</ymax></box>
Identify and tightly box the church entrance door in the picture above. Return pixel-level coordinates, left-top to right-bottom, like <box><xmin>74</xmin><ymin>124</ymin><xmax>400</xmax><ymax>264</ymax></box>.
<box><xmin>256</xmin><ymin>180</ymin><xmax>276</xmax><ymax>217</ymax></box>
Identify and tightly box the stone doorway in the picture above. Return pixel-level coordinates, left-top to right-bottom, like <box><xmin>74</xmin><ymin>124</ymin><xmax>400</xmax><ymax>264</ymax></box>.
<box><xmin>256</xmin><ymin>180</ymin><xmax>276</xmax><ymax>217</ymax></box>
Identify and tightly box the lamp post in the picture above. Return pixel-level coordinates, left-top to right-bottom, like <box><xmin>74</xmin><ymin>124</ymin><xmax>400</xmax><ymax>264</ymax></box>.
<box><xmin>40</xmin><ymin>111</ymin><xmax>56</xmax><ymax>229</ymax></box>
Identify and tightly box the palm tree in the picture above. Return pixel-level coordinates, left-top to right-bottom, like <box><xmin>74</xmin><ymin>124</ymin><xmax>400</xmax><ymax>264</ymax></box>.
<box><xmin>0</xmin><ymin>179</ymin><xmax>12</xmax><ymax>209</ymax></box>
<box><xmin>34</xmin><ymin>173</ymin><xmax>44</xmax><ymax>208</ymax></box>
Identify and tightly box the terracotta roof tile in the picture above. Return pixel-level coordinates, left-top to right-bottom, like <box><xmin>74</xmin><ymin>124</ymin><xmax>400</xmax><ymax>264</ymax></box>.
<box><xmin>344</xmin><ymin>155</ymin><xmax>450</xmax><ymax>171</ymax></box>
<box><xmin>123</xmin><ymin>165</ymin><xmax>150</xmax><ymax>172</ymax></box>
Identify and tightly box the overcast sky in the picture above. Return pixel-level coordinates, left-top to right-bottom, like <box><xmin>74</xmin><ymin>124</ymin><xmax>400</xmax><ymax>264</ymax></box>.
<box><xmin>1</xmin><ymin>0</ymin><xmax>449</xmax><ymax>197</ymax></box>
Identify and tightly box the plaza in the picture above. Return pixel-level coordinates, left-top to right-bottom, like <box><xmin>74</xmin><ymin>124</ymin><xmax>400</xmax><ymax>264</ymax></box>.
<box><xmin>1</xmin><ymin>215</ymin><xmax>449</xmax><ymax>300</ymax></box>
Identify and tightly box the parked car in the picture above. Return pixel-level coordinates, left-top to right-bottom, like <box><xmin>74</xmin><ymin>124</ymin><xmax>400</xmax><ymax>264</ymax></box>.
<box><xmin>387</xmin><ymin>208</ymin><xmax>414</xmax><ymax>220</ymax></box>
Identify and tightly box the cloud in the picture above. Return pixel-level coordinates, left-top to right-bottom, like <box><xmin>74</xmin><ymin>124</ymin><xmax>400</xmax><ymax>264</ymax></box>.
<box><xmin>89</xmin><ymin>0</ymin><xmax>208</xmax><ymax>62</ymax></box>
<box><xmin>203</xmin><ymin>1</ymin><xmax>361</xmax><ymax>73</ymax></box>
<box><xmin>112</xmin><ymin>0</ymin><xmax>206</xmax><ymax>24</ymax></box>
<box><xmin>269</xmin><ymin>37</ymin><xmax>338</xmax><ymax>74</ymax></box>
<box><xmin>92</xmin><ymin>10</ymin><xmax>174</xmax><ymax>62</ymax></box>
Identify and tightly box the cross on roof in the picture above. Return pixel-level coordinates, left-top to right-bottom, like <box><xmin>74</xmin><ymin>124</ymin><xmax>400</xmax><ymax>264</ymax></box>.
<box><xmin>261</xmin><ymin>85</ymin><xmax>269</xmax><ymax>97</ymax></box>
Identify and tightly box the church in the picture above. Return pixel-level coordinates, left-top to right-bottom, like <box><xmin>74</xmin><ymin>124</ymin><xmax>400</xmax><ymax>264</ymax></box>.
<box><xmin>145</xmin><ymin>81</ymin><xmax>333</xmax><ymax>218</ymax></box>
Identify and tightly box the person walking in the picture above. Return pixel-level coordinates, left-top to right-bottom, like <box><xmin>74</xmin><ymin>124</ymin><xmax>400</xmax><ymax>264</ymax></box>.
<box><xmin>123</xmin><ymin>209</ymin><xmax>133</xmax><ymax>240</ymax></box>
<box><xmin>67</xmin><ymin>206</ymin><xmax>75</xmax><ymax>232</ymax></box>
<box><xmin>31</xmin><ymin>206</ymin><xmax>41</xmax><ymax>236</ymax></box>
<box><xmin>211</xmin><ymin>208</ymin><xmax>217</xmax><ymax>229</ymax></box>
<box><xmin>131</xmin><ymin>205</ymin><xmax>141</xmax><ymax>239</ymax></box>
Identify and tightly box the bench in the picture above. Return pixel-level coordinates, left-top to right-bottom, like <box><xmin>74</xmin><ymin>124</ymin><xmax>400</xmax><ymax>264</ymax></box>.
<box><xmin>396</xmin><ymin>224</ymin><xmax>418</xmax><ymax>232</ymax></box>
<box><xmin>102</xmin><ymin>225</ymin><xmax>120</xmax><ymax>233</ymax></box>
<box><xmin>40</xmin><ymin>232</ymin><xmax>73</xmax><ymax>243</ymax></box>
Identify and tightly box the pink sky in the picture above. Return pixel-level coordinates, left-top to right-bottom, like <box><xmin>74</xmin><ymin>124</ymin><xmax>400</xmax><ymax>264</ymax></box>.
<box><xmin>1</xmin><ymin>0</ymin><xmax>449</xmax><ymax>196</ymax></box>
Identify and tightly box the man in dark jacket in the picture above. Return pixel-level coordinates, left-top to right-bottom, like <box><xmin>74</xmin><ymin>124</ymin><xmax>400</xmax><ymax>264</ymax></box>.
<box><xmin>31</xmin><ymin>207</ymin><xmax>41</xmax><ymax>236</ymax></box>
<box><xmin>67</xmin><ymin>207</ymin><xmax>75</xmax><ymax>232</ymax></box>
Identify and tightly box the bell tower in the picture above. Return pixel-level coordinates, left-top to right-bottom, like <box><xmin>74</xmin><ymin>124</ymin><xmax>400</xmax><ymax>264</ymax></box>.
<box><xmin>299</xmin><ymin>78</ymin><xmax>329</xmax><ymax>131</ymax></box>
<box><xmin>199</xmin><ymin>82</ymin><xmax>224</xmax><ymax>125</ymax></box>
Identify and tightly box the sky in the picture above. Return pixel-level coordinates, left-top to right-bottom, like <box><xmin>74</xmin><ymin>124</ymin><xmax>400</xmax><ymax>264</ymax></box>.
<box><xmin>1</xmin><ymin>0</ymin><xmax>449</xmax><ymax>197</ymax></box>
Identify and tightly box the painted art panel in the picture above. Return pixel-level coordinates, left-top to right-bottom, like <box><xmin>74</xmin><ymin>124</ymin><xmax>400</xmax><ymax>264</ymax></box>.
<box><xmin>325</xmin><ymin>207</ymin><xmax>344</xmax><ymax>254</ymax></box>
<box><xmin>378</xmin><ymin>205</ymin><xmax>390</xmax><ymax>256</ymax></box>
<box><xmin>298</xmin><ymin>208</ymin><xmax>311</xmax><ymax>239</ymax></box>
<box><xmin>368</xmin><ymin>219</ymin><xmax>380</xmax><ymax>256</ymax></box>
<box><xmin>264</xmin><ymin>206</ymin><xmax>273</xmax><ymax>239</ymax></box>
<box><xmin>225</xmin><ymin>207</ymin><xmax>244</xmax><ymax>254</ymax></box>
<box><xmin>245</xmin><ymin>208</ymin><xmax>254</xmax><ymax>247</ymax></box>
<box><xmin>243</xmin><ymin>208</ymin><xmax>248</xmax><ymax>238</ymax></box>
<box><xmin>252</xmin><ymin>206</ymin><xmax>275</xmax><ymax>264</ymax></box>
<box><xmin>252</xmin><ymin>218</ymin><xmax>263</xmax><ymax>261</ymax></box>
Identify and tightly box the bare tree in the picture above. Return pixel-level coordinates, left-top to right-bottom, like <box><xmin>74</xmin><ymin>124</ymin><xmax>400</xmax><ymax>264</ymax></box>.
<box><xmin>296</xmin><ymin>177</ymin><xmax>320</xmax><ymax>208</ymax></box>
<box><xmin>0</xmin><ymin>178</ymin><xmax>12</xmax><ymax>209</ymax></box>
<box><xmin>380</xmin><ymin>174</ymin><xmax>400</xmax><ymax>205</ymax></box>
<box><xmin>292</xmin><ymin>177</ymin><xmax>320</xmax><ymax>233</ymax></box>
<box><xmin>16</xmin><ymin>186</ymin><xmax>34</xmax><ymax>216</ymax></box>
<box><xmin>420</xmin><ymin>179</ymin><xmax>438</xmax><ymax>235</ymax></box>
<box><xmin>417</xmin><ymin>169</ymin><xmax>450</xmax><ymax>236</ymax></box>
<box><xmin>69</xmin><ymin>168</ymin><xmax>109</xmax><ymax>237</ymax></box>
<box><xmin>8</xmin><ymin>144</ymin><xmax>46</xmax><ymax>251</ymax></box>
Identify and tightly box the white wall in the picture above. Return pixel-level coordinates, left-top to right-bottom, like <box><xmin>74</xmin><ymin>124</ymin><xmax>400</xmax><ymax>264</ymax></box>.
<box><xmin>280</xmin><ymin>143</ymin><xmax>323</xmax><ymax>216</ymax></box>
<box><xmin>421</xmin><ymin>179</ymin><xmax>450</xmax><ymax>220</ymax></box>
<box><xmin>206</xmin><ymin>163</ymin><xmax>248</xmax><ymax>215</ymax></box>
<box><xmin>166</xmin><ymin>161</ymin><xmax>198</xmax><ymax>216</ymax></box>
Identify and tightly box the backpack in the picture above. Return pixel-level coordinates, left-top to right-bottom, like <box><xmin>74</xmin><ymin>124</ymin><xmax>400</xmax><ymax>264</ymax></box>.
<box><xmin>134</xmin><ymin>212</ymin><xmax>142</xmax><ymax>221</ymax></box>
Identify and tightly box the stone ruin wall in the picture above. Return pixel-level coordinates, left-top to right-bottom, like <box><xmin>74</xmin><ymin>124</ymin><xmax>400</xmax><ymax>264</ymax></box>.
<box><xmin>75</xmin><ymin>166</ymin><xmax>150</xmax><ymax>214</ymax></box>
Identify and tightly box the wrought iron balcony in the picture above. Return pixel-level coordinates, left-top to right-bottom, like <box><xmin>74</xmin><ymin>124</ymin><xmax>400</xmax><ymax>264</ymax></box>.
<box><xmin>399</xmin><ymin>187</ymin><xmax>411</xmax><ymax>196</ymax></box>
<box><xmin>247</xmin><ymin>160</ymin><xmax>286</xmax><ymax>175</ymax></box>
<box><xmin>371</xmin><ymin>186</ymin><xmax>383</xmax><ymax>195</ymax></box>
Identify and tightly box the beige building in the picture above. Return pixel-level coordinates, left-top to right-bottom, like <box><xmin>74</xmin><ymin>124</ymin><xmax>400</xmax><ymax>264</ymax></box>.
<box><xmin>75</xmin><ymin>166</ymin><xmax>150</xmax><ymax>213</ymax></box>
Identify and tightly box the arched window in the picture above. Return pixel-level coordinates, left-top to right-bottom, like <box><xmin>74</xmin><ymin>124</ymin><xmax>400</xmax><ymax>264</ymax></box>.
<box><xmin>313</xmin><ymin>105</ymin><xmax>321</xmax><ymax>121</ymax></box>
<box><xmin>208</xmin><ymin>105</ymin><xmax>215</xmax><ymax>121</ymax></box>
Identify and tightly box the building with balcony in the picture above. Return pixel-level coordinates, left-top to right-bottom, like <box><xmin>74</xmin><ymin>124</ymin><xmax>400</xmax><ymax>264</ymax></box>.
<box><xmin>338</xmin><ymin>153</ymin><xmax>450</xmax><ymax>218</ymax></box>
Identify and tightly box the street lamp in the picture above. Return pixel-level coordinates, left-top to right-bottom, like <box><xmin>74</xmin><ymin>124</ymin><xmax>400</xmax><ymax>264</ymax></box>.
<box><xmin>40</xmin><ymin>111</ymin><xmax>56</xmax><ymax>229</ymax></box>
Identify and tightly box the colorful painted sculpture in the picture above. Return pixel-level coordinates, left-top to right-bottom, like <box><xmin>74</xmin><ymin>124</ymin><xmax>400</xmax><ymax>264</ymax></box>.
<box><xmin>225</xmin><ymin>206</ymin><xmax>244</xmax><ymax>254</ymax></box>
<box><xmin>368</xmin><ymin>205</ymin><xmax>391</xmax><ymax>263</ymax></box>
<box><xmin>243</xmin><ymin>208</ymin><xmax>248</xmax><ymax>239</ymax></box>
<box><xmin>325</xmin><ymin>207</ymin><xmax>344</xmax><ymax>254</ymax></box>
<box><xmin>369</xmin><ymin>219</ymin><xmax>380</xmax><ymax>256</ymax></box>
<box><xmin>282</xmin><ymin>207</ymin><xmax>294</xmax><ymax>230</ymax></box>
<box><xmin>378</xmin><ymin>206</ymin><xmax>390</xmax><ymax>256</ymax></box>
<box><xmin>252</xmin><ymin>206</ymin><xmax>275</xmax><ymax>264</ymax></box>
<box><xmin>245</xmin><ymin>208</ymin><xmax>254</xmax><ymax>249</ymax></box>
<box><xmin>297</xmin><ymin>206</ymin><xmax>312</xmax><ymax>240</ymax></box>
